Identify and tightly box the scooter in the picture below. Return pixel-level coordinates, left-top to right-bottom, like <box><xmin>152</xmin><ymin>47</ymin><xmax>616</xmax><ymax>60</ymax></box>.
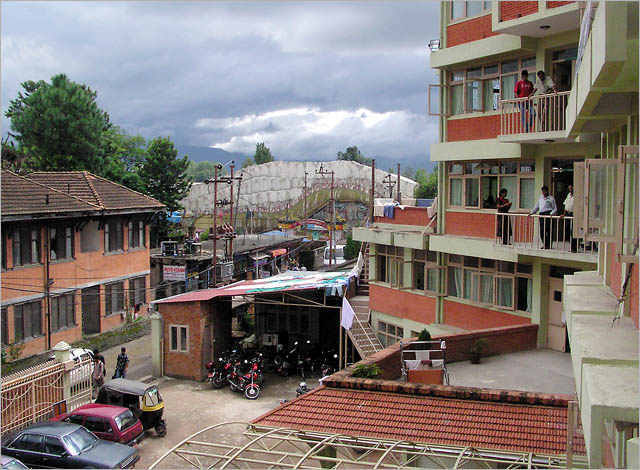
<box><xmin>277</xmin><ymin>342</ymin><xmax>303</xmax><ymax>377</ymax></box>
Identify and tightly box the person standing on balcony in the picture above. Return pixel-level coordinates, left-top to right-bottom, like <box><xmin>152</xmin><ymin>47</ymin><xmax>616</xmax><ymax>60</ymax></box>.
<box><xmin>533</xmin><ymin>71</ymin><xmax>558</xmax><ymax>131</ymax></box>
<box><xmin>514</xmin><ymin>70</ymin><xmax>534</xmax><ymax>132</ymax></box>
<box><xmin>561</xmin><ymin>185</ymin><xmax>578</xmax><ymax>253</ymax></box>
<box><xmin>496</xmin><ymin>188</ymin><xmax>513</xmax><ymax>245</ymax></box>
<box><xmin>528</xmin><ymin>185</ymin><xmax>557</xmax><ymax>249</ymax></box>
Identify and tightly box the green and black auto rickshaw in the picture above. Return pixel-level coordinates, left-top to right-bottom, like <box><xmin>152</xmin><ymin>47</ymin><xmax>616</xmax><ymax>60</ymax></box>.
<box><xmin>96</xmin><ymin>378</ymin><xmax>167</xmax><ymax>437</ymax></box>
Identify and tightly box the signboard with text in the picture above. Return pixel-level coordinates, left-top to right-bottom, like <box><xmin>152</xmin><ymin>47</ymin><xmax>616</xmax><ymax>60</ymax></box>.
<box><xmin>163</xmin><ymin>265</ymin><xmax>186</xmax><ymax>281</ymax></box>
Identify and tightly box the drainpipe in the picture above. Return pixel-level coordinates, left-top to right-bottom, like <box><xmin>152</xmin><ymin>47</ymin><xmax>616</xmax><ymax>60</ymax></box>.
<box><xmin>44</xmin><ymin>225</ymin><xmax>52</xmax><ymax>350</ymax></box>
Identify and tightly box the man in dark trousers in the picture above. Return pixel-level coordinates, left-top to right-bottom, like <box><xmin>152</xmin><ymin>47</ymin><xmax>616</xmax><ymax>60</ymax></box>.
<box><xmin>114</xmin><ymin>347</ymin><xmax>129</xmax><ymax>379</ymax></box>
<box><xmin>528</xmin><ymin>185</ymin><xmax>557</xmax><ymax>249</ymax></box>
<box><xmin>93</xmin><ymin>348</ymin><xmax>106</xmax><ymax>377</ymax></box>
<box><xmin>514</xmin><ymin>69</ymin><xmax>534</xmax><ymax>132</ymax></box>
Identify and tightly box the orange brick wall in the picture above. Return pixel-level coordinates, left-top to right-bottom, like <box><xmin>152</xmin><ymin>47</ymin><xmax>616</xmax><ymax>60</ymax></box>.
<box><xmin>447</xmin><ymin>115</ymin><xmax>501</xmax><ymax>141</ymax></box>
<box><xmin>2</xmin><ymin>220</ymin><xmax>152</xmax><ymax>357</ymax></box>
<box><xmin>445</xmin><ymin>211</ymin><xmax>495</xmax><ymax>239</ymax></box>
<box><xmin>447</xmin><ymin>15</ymin><xmax>498</xmax><ymax>48</ymax></box>
<box><xmin>373</xmin><ymin>207</ymin><xmax>430</xmax><ymax>226</ymax></box>
<box><xmin>159</xmin><ymin>301</ymin><xmax>206</xmax><ymax>381</ymax></box>
<box><xmin>500</xmin><ymin>1</ymin><xmax>538</xmax><ymax>22</ymax></box>
<box><xmin>370</xmin><ymin>284</ymin><xmax>437</xmax><ymax>325</ymax></box>
<box><xmin>443</xmin><ymin>299</ymin><xmax>531</xmax><ymax>330</ymax></box>
<box><xmin>547</xmin><ymin>1</ymin><xmax>574</xmax><ymax>8</ymax></box>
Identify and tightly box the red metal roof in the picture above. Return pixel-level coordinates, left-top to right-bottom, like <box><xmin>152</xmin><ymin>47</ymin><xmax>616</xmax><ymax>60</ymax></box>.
<box><xmin>252</xmin><ymin>386</ymin><xmax>586</xmax><ymax>456</ymax></box>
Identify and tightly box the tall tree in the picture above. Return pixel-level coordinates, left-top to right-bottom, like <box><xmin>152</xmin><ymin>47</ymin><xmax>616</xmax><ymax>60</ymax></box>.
<box><xmin>102</xmin><ymin>126</ymin><xmax>147</xmax><ymax>192</ymax></box>
<box><xmin>141</xmin><ymin>137</ymin><xmax>192</xmax><ymax>212</ymax></box>
<box><xmin>253</xmin><ymin>142</ymin><xmax>274</xmax><ymax>165</ymax></box>
<box><xmin>5</xmin><ymin>74</ymin><xmax>110</xmax><ymax>173</ymax></box>
<box><xmin>337</xmin><ymin>146</ymin><xmax>372</xmax><ymax>166</ymax></box>
<box><xmin>414</xmin><ymin>167</ymin><xmax>438</xmax><ymax>199</ymax></box>
<box><xmin>186</xmin><ymin>160</ymin><xmax>225</xmax><ymax>182</ymax></box>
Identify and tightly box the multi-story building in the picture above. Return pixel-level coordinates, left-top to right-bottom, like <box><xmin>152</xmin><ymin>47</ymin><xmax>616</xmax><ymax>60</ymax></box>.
<box><xmin>1</xmin><ymin>170</ymin><xmax>164</xmax><ymax>358</ymax></box>
<box><xmin>355</xmin><ymin>1</ymin><xmax>638</xmax><ymax>467</ymax></box>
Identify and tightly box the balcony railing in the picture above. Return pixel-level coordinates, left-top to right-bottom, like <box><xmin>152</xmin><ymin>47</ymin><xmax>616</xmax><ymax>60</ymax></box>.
<box><xmin>500</xmin><ymin>92</ymin><xmax>570</xmax><ymax>136</ymax></box>
<box><xmin>495</xmin><ymin>213</ymin><xmax>598</xmax><ymax>255</ymax></box>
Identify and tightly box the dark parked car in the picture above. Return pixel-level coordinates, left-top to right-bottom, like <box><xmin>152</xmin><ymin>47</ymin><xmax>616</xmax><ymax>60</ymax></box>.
<box><xmin>1</xmin><ymin>455</ymin><xmax>28</xmax><ymax>470</ymax></box>
<box><xmin>52</xmin><ymin>404</ymin><xmax>144</xmax><ymax>447</ymax></box>
<box><xmin>1</xmin><ymin>422</ymin><xmax>138</xmax><ymax>469</ymax></box>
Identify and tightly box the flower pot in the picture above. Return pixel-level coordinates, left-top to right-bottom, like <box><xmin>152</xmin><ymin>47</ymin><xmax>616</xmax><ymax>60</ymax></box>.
<box><xmin>469</xmin><ymin>352</ymin><xmax>481</xmax><ymax>364</ymax></box>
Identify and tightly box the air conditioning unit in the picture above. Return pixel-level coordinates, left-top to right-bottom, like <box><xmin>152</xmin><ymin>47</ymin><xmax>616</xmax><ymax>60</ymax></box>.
<box><xmin>216</xmin><ymin>262</ymin><xmax>234</xmax><ymax>281</ymax></box>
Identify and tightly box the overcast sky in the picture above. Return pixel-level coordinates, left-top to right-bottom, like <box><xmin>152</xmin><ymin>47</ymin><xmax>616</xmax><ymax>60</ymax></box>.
<box><xmin>1</xmin><ymin>1</ymin><xmax>440</xmax><ymax>165</ymax></box>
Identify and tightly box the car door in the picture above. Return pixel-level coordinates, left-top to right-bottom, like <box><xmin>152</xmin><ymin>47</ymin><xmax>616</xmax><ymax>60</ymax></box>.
<box><xmin>42</xmin><ymin>435</ymin><xmax>69</xmax><ymax>468</ymax></box>
<box><xmin>6</xmin><ymin>433</ymin><xmax>44</xmax><ymax>468</ymax></box>
<box><xmin>83</xmin><ymin>416</ymin><xmax>112</xmax><ymax>441</ymax></box>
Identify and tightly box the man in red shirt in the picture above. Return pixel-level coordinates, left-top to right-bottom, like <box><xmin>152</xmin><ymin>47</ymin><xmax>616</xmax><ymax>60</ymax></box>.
<box><xmin>514</xmin><ymin>70</ymin><xmax>534</xmax><ymax>132</ymax></box>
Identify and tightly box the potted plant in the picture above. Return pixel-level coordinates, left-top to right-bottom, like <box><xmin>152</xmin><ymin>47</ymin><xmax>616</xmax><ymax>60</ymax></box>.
<box><xmin>417</xmin><ymin>328</ymin><xmax>432</xmax><ymax>342</ymax></box>
<box><xmin>468</xmin><ymin>338</ymin><xmax>489</xmax><ymax>364</ymax></box>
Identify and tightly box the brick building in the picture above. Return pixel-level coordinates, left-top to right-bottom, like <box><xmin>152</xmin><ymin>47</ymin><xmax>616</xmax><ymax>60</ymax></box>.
<box><xmin>354</xmin><ymin>1</ymin><xmax>638</xmax><ymax>466</ymax></box>
<box><xmin>1</xmin><ymin>170</ymin><xmax>164</xmax><ymax>358</ymax></box>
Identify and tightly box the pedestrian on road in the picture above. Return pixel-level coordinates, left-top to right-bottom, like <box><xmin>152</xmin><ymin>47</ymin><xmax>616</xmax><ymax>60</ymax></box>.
<box><xmin>93</xmin><ymin>348</ymin><xmax>106</xmax><ymax>372</ymax></box>
<box><xmin>92</xmin><ymin>356</ymin><xmax>104</xmax><ymax>398</ymax></box>
<box><xmin>114</xmin><ymin>347</ymin><xmax>129</xmax><ymax>379</ymax></box>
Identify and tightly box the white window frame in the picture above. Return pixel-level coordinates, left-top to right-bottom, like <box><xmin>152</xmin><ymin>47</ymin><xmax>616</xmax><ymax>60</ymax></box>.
<box><xmin>170</xmin><ymin>324</ymin><xmax>189</xmax><ymax>352</ymax></box>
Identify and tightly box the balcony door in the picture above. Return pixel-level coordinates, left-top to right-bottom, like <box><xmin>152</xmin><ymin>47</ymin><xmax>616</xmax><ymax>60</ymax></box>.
<box><xmin>547</xmin><ymin>277</ymin><xmax>566</xmax><ymax>352</ymax></box>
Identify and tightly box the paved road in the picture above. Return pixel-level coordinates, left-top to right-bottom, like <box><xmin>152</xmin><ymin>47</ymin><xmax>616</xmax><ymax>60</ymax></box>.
<box><xmin>99</xmin><ymin>334</ymin><xmax>152</xmax><ymax>380</ymax></box>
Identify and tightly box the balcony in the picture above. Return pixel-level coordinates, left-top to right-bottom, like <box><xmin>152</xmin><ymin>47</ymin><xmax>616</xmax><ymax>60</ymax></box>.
<box><xmin>498</xmin><ymin>92</ymin><xmax>572</xmax><ymax>143</ymax></box>
<box><xmin>495</xmin><ymin>213</ymin><xmax>598</xmax><ymax>262</ymax></box>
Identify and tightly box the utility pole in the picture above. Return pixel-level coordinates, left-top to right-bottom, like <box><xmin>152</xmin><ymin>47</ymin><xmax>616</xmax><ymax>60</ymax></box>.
<box><xmin>205</xmin><ymin>163</ymin><xmax>242</xmax><ymax>288</ymax></box>
<box><xmin>316</xmin><ymin>164</ymin><xmax>335</xmax><ymax>268</ymax></box>
<box><xmin>397</xmin><ymin>163</ymin><xmax>402</xmax><ymax>204</ymax></box>
<box><xmin>303</xmin><ymin>171</ymin><xmax>308</xmax><ymax>217</ymax></box>
<box><xmin>370</xmin><ymin>159</ymin><xmax>376</xmax><ymax>221</ymax></box>
<box><xmin>383</xmin><ymin>172</ymin><xmax>396</xmax><ymax>199</ymax></box>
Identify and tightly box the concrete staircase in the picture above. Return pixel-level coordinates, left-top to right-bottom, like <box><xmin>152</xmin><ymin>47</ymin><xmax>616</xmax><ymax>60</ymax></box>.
<box><xmin>347</xmin><ymin>249</ymin><xmax>383</xmax><ymax>358</ymax></box>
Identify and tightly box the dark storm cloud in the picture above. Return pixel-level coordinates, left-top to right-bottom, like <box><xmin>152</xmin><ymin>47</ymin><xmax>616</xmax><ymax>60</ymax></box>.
<box><xmin>1</xmin><ymin>1</ymin><xmax>440</xmax><ymax>162</ymax></box>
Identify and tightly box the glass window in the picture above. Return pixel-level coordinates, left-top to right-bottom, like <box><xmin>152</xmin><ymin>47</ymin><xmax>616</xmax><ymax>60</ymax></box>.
<box><xmin>451</xmin><ymin>0</ymin><xmax>464</xmax><ymax>19</ymax></box>
<box><xmin>450</xmin><ymin>163</ymin><xmax>464</xmax><ymax>175</ymax></box>
<box><xmin>467</xmin><ymin>67</ymin><xmax>482</xmax><ymax>79</ymax></box>
<box><xmin>473</xmin><ymin>273</ymin><xmax>493</xmax><ymax>304</ymax></box>
<box><xmin>51</xmin><ymin>294</ymin><xmax>75</xmax><ymax>332</ymax></box>
<box><xmin>517</xmin><ymin>277</ymin><xmax>533</xmax><ymax>312</ymax></box>
<box><xmin>115</xmin><ymin>410</ymin><xmax>137</xmax><ymax>431</ymax></box>
<box><xmin>500</xmin><ymin>176</ymin><xmax>517</xmax><ymax>204</ymax></box>
<box><xmin>465</xmin><ymin>81</ymin><xmax>482</xmax><ymax>112</ymax></box>
<box><xmin>520</xmin><ymin>178</ymin><xmax>536</xmax><ymax>209</ymax></box>
<box><xmin>448</xmin><ymin>267</ymin><xmax>463</xmax><ymax>297</ymax></box>
<box><xmin>170</xmin><ymin>325</ymin><xmax>188</xmax><ymax>352</ymax></box>
<box><xmin>467</xmin><ymin>0</ymin><xmax>482</xmax><ymax>16</ymax></box>
<box><xmin>62</xmin><ymin>427</ymin><xmax>97</xmax><ymax>456</ymax></box>
<box><xmin>521</xmin><ymin>57</ymin><xmax>536</xmax><ymax>69</ymax></box>
<box><xmin>520</xmin><ymin>161</ymin><xmax>535</xmax><ymax>173</ymax></box>
<box><xmin>481</xmin><ymin>176</ymin><xmax>498</xmax><ymax>208</ymax></box>
<box><xmin>502</xmin><ymin>60</ymin><xmax>518</xmax><ymax>74</ymax></box>
<box><xmin>484</xmin><ymin>78</ymin><xmax>500</xmax><ymax>111</ymax></box>
<box><xmin>463</xmin><ymin>269</ymin><xmax>473</xmax><ymax>299</ymax></box>
<box><xmin>484</xmin><ymin>64</ymin><xmax>498</xmax><ymax>76</ymax></box>
<box><xmin>451</xmin><ymin>84</ymin><xmax>464</xmax><ymax>115</ymax></box>
<box><xmin>44</xmin><ymin>436</ymin><xmax>66</xmax><ymax>456</ymax></box>
<box><xmin>501</xmin><ymin>162</ymin><xmax>518</xmax><ymax>174</ymax></box>
<box><xmin>414</xmin><ymin>261</ymin><xmax>425</xmax><ymax>290</ymax></box>
<box><xmin>105</xmin><ymin>282</ymin><xmax>124</xmax><ymax>315</ymax></box>
<box><xmin>501</xmin><ymin>74</ymin><xmax>517</xmax><ymax>100</ymax></box>
<box><xmin>1</xmin><ymin>307</ymin><xmax>8</xmax><ymax>347</ymax></box>
<box><xmin>465</xmin><ymin>178</ymin><xmax>479</xmax><ymax>206</ymax></box>
<box><xmin>496</xmin><ymin>277</ymin><xmax>514</xmax><ymax>308</ymax></box>
<box><xmin>450</xmin><ymin>179</ymin><xmax>463</xmax><ymax>206</ymax></box>
<box><xmin>12</xmin><ymin>433</ymin><xmax>43</xmax><ymax>452</ymax></box>
<box><xmin>553</xmin><ymin>48</ymin><xmax>578</xmax><ymax>61</ymax></box>
<box><xmin>14</xmin><ymin>301</ymin><xmax>42</xmax><ymax>342</ymax></box>
<box><xmin>426</xmin><ymin>268</ymin><xmax>439</xmax><ymax>292</ymax></box>
<box><xmin>451</xmin><ymin>71</ymin><xmax>464</xmax><ymax>82</ymax></box>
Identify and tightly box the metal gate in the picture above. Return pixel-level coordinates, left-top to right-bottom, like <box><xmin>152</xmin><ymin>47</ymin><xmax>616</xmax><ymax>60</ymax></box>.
<box><xmin>1</xmin><ymin>362</ymin><xmax>64</xmax><ymax>436</ymax></box>
<box><xmin>82</xmin><ymin>285</ymin><xmax>101</xmax><ymax>335</ymax></box>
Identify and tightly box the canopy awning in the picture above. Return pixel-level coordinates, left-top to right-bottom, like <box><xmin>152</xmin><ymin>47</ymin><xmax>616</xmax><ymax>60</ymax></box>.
<box><xmin>248</xmin><ymin>252</ymin><xmax>270</xmax><ymax>261</ymax></box>
<box><xmin>270</xmin><ymin>248</ymin><xmax>287</xmax><ymax>257</ymax></box>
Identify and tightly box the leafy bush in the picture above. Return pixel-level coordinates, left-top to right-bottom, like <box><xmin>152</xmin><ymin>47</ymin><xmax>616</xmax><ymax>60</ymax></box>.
<box><xmin>417</xmin><ymin>329</ymin><xmax>431</xmax><ymax>341</ymax></box>
<box><xmin>352</xmin><ymin>363</ymin><xmax>382</xmax><ymax>379</ymax></box>
<box><xmin>200</xmin><ymin>229</ymin><xmax>209</xmax><ymax>241</ymax></box>
<box><xmin>469</xmin><ymin>337</ymin><xmax>489</xmax><ymax>355</ymax></box>
<box><xmin>343</xmin><ymin>235</ymin><xmax>361</xmax><ymax>261</ymax></box>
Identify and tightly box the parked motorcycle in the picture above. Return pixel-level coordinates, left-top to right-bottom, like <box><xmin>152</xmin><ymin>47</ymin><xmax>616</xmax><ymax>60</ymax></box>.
<box><xmin>228</xmin><ymin>360</ymin><xmax>261</xmax><ymax>399</ymax></box>
<box><xmin>277</xmin><ymin>342</ymin><xmax>305</xmax><ymax>377</ymax></box>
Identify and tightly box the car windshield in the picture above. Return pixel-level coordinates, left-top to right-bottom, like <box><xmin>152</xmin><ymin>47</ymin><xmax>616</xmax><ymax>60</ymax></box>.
<box><xmin>144</xmin><ymin>388</ymin><xmax>161</xmax><ymax>407</ymax></box>
<box><xmin>2</xmin><ymin>459</ymin><xmax>29</xmax><ymax>470</ymax></box>
<box><xmin>62</xmin><ymin>427</ymin><xmax>98</xmax><ymax>455</ymax></box>
<box><xmin>115</xmin><ymin>410</ymin><xmax>137</xmax><ymax>431</ymax></box>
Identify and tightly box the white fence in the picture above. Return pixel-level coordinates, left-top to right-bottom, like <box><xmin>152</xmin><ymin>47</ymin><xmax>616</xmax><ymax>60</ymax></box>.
<box><xmin>501</xmin><ymin>92</ymin><xmax>570</xmax><ymax>136</ymax></box>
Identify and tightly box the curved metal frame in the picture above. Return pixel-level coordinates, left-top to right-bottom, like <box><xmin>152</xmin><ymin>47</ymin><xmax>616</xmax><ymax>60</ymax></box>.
<box><xmin>150</xmin><ymin>422</ymin><xmax>587</xmax><ymax>469</ymax></box>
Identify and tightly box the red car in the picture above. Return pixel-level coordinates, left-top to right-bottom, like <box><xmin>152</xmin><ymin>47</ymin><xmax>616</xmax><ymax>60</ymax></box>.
<box><xmin>52</xmin><ymin>404</ymin><xmax>144</xmax><ymax>447</ymax></box>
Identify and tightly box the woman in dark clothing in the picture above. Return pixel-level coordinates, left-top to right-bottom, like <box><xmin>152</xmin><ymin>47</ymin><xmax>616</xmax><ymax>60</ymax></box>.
<box><xmin>496</xmin><ymin>188</ymin><xmax>513</xmax><ymax>245</ymax></box>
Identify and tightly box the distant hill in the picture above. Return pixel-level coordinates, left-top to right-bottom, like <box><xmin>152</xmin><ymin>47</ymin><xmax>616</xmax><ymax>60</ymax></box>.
<box><xmin>176</xmin><ymin>145</ymin><xmax>436</xmax><ymax>174</ymax></box>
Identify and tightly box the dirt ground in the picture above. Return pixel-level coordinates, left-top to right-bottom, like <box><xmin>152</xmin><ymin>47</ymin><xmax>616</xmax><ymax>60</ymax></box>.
<box><xmin>99</xmin><ymin>334</ymin><xmax>313</xmax><ymax>468</ymax></box>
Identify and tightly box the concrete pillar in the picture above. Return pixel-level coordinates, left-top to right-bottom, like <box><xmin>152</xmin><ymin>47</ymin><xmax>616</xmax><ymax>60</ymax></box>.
<box><xmin>53</xmin><ymin>341</ymin><xmax>71</xmax><ymax>403</ymax></box>
<box><xmin>627</xmin><ymin>437</ymin><xmax>639</xmax><ymax>470</ymax></box>
<box><xmin>368</xmin><ymin>244</ymin><xmax>377</xmax><ymax>281</ymax></box>
<box><xmin>151</xmin><ymin>312</ymin><xmax>163</xmax><ymax>378</ymax></box>
<box><xmin>403</xmin><ymin>248</ymin><xmax>412</xmax><ymax>289</ymax></box>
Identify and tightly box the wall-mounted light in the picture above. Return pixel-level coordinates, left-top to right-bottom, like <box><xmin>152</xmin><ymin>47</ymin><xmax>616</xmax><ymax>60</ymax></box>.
<box><xmin>428</xmin><ymin>39</ymin><xmax>440</xmax><ymax>52</ymax></box>
<box><xmin>540</xmin><ymin>25</ymin><xmax>551</xmax><ymax>30</ymax></box>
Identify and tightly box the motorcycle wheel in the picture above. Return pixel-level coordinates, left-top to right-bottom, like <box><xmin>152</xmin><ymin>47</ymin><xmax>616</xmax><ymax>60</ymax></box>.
<box><xmin>244</xmin><ymin>384</ymin><xmax>260</xmax><ymax>400</ymax></box>
<box><xmin>264</xmin><ymin>363</ymin><xmax>276</xmax><ymax>374</ymax></box>
<box><xmin>273</xmin><ymin>355</ymin><xmax>283</xmax><ymax>366</ymax></box>
<box><xmin>279</xmin><ymin>368</ymin><xmax>290</xmax><ymax>377</ymax></box>
<box><xmin>156</xmin><ymin>424</ymin><xmax>167</xmax><ymax>437</ymax></box>
<box><xmin>213</xmin><ymin>376</ymin><xmax>225</xmax><ymax>389</ymax></box>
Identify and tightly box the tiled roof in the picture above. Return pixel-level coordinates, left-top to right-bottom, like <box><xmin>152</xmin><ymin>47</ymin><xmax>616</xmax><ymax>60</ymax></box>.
<box><xmin>26</xmin><ymin>171</ymin><xmax>164</xmax><ymax>211</ymax></box>
<box><xmin>1</xmin><ymin>170</ymin><xmax>101</xmax><ymax>216</ymax></box>
<box><xmin>253</xmin><ymin>386</ymin><xmax>586</xmax><ymax>456</ymax></box>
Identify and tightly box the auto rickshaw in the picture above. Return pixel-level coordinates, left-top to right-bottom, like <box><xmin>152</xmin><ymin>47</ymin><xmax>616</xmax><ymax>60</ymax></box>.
<box><xmin>95</xmin><ymin>378</ymin><xmax>167</xmax><ymax>437</ymax></box>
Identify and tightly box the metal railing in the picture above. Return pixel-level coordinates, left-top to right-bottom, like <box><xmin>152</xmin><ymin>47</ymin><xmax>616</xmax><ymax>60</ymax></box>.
<box><xmin>495</xmin><ymin>213</ymin><xmax>598</xmax><ymax>254</ymax></box>
<box><xmin>501</xmin><ymin>92</ymin><xmax>570</xmax><ymax>136</ymax></box>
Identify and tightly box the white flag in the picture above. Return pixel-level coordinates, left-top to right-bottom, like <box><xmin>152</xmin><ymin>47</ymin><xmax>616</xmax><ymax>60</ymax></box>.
<box><xmin>341</xmin><ymin>296</ymin><xmax>356</xmax><ymax>330</ymax></box>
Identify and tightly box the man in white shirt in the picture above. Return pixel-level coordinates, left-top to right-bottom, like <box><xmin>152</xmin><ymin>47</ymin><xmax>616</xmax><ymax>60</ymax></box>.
<box><xmin>534</xmin><ymin>70</ymin><xmax>558</xmax><ymax>131</ymax></box>
<box><xmin>562</xmin><ymin>185</ymin><xmax>578</xmax><ymax>252</ymax></box>
<box><xmin>528</xmin><ymin>185</ymin><xmax>557</xmax><ymax>249</ymax></box>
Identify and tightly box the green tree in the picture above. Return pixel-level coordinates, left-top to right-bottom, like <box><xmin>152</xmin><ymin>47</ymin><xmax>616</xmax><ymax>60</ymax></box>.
<box><xmin>414</xmin><ymin>167</ymin><xmax>438</xmax><ymax>199</ymax></box>
<box><xmin>242</xmin><ymin>157</ymin><xmax>255</xmax><ymax>169</ymax></box>
<box><xmin>102</xmin><ymin>126</ymin><xmax>147</xmax><ymax>192</ymax></box>
<box><xmin>253</xmin><ymin>142</ymin><xmax>274</xmax><ymax>165</ymax></box>
<box><xmin>186</xmin><ymin>160</ymin><xmax>226</xmax><ymax>182</ymax></box>
<box><xmin>343</xmin><ymin>235</ymin><xmax>361</xmax><ymax>261</ymax></box>
<box><xmin>5</xmin><ymin>74</ymin><xmax>110</xmax><ymax>174</ymax></box>
<box><xmin>141</xmin><ymin>137</ymin><xmax>192</xmax><ymax>212</ymax></box>
<box><xmin>337</xmin><ymin>146</ymin><xmax>372</xmax><ymax>166</ymax></box>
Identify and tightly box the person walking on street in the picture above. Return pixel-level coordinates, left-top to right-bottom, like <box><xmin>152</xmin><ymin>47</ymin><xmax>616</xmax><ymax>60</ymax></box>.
<box><xmin>93</xmin><ymin>348</ymin><xmax>106</xmax><ymax>374</ymax></box>
<box><xmin>92</xmin><ymin>356</ymin><xmax>104</xmax><ymax>398</ymax></box>
<box><xmin>528</xmin><ymin>185</ymin><xmax>557</xmax><ymax>249</ymax></box>
<box><xmin>515</xmin><ymin>70</ymin><xmax>534</xmax><ymax>132</ymax></box>
<box><xmin>114</xmin><ymin>347</ymin><xmax>129</xmax><ymax>379</ymax></box>
<box><xmin>561</xmin><ymin>184</ymin><xmax>578</xmax><ymax>252</ymax></box>
<box><xmin>496</xmin><ymin>188</ymin><xmax>513</xmax><ymax>245</ymax></box>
